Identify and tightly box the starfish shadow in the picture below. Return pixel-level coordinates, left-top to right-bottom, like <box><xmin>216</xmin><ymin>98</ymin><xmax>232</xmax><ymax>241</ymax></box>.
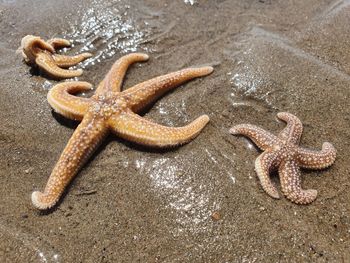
<box><xmin>29</xmin><ymin>66</ymin><xmax>77</xmax><ymax>81</ymax></box>
<box><xmin>29</xmin><ymin>67</ymin><xmax>41</xmax><ymax>77</ymax></box>
<box><xmin>110</xmin><ymin>136</ymin><xmax>182</xmax><ymax>154</ymax></box>
<box><xmin>269</xmin><ymin>170</ymin><xmax>280</xmax><ymax>186</ymax></box>
<box><xmin>51</xmin><ymin>111</ymin><xmax>79</xmax><ymax>129</ymax></box>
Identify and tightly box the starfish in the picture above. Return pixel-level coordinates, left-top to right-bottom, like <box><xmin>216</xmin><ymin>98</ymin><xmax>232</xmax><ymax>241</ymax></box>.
<box><xmin>230</xmin><ymin>112</ymin><xmax>336</xmax><ymax>204</ymax></box>
<box><xmin>32</xmin><ymin>53</ymin><xmax>213</xmax><ymax>210</ymax></box>
<box><xmin>18</xmin><ymin>35</ymin><xmax>92</xmax><ymax>79</ymax></box>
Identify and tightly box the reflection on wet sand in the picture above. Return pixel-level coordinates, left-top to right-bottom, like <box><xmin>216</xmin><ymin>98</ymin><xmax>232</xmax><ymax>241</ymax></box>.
<box><xmin>0</xmin><ymin>221</ymin><xmax>60</xmax><ymax>263</ymax></box>
<box><xmin>63</xmin><ymin>0</ymin><xmax>149</xmax><ymax>68</ymax></box>
<box><xmin>135</xmin><ymin>154</ymin><xmax>221</xmax><ymax>235</ymax></box>
<box><xmin>184</xmin><ymin>0</ymin><xmax>198</xmax><ymax>5</ymax></box>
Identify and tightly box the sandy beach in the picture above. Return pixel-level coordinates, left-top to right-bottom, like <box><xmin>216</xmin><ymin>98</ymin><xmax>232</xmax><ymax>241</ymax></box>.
<box><xmin>0</xmin><ymin>0</ymin><xmax>349</xmax><ymax>262</ymax></box>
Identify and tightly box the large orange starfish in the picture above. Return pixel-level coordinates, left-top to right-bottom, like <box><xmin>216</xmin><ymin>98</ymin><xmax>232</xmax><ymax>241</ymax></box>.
<box><xmin>18</xmin><ymin>35</ymin><xmax>92</xmax><ymax>79</ymax></box>
<box><xmin>32</xmin><ymin>53</ymin><xmax>213</xmax><ymax>209</ymax></box>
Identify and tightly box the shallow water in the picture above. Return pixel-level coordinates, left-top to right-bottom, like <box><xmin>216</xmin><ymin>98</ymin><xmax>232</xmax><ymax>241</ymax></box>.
<box><xmin>63</xmin><ymin>0</ymin><xmax>150</xmax><ymax>68</ymax></box>
<box><xmin>1</xmin><ymin>0</ymin><xmax>350</xmax><ymax>262</ymax></box>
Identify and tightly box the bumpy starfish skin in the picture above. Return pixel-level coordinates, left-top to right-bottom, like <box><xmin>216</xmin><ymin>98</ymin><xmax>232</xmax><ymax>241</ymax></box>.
<box><xmin>230</xmin><ymin>112</ymin><xmax>336</xmax><ymax>204</ymax></box>
<box><xmin>32</xmin><ymin>53</ymin><xmax>213</xmax><ymax>209</ymax></box>
<box><xmin>18</xmin><ymin>35</ymin><xmax>92</xmax><ymax>79</ymax></box>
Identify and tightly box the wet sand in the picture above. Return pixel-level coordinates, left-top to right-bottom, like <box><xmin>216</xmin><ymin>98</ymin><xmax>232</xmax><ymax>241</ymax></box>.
<box><xmin>0</xmin><ymin>0</ymin><xmax>349</xmax><ymax>262</ymax></box>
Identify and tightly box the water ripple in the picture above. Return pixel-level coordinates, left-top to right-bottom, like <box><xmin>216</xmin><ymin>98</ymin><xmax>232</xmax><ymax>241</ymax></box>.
<box><xmin>135</xmin><ymin>154</ymin><xmax>219</xmax><ymax>235</ymax></box>
<box><xmin>184</xmin><ymin>0</ymin><xmax>198</xmax><ymax>5</ymax></box>
<box><xmin>62</xmin><ymin>0</ymin><xmax>150</xmax><ymax>68</ymax></box>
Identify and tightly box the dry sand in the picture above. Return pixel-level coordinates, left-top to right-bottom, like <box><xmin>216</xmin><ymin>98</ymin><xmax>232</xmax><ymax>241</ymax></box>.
<box><xmin>0</xmin><ymin>0</ymin><xmax>349</xmax><ymax>262</ymax></box>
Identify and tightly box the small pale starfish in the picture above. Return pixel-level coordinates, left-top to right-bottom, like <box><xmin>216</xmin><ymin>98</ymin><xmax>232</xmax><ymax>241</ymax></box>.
<box><xmin>230</xmin><ymin>112</ymin><xmax>336</xmax><ymax>204</ymax></box>
<box><xmin>18</xmin><ymin>35</ymin><xmax>92</xmax><ymax>79</ymax></box>
<box><xmin>32</xmin><ymin>53</ymin><xmax>213</xmax><ymax>209</ymax></box>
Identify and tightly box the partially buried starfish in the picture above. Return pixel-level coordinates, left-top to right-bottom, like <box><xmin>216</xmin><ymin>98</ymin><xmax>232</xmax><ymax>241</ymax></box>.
<box><xmin>18</xmin><ymin>35</ymin><xmax>92</xmax><ymax>79</ymax></box>
<box><xmin>230</xmin><ymin>112</ymin><xmax>336</xmax><ymax>204</ymax></box>
<box><xmin>32</xmin><ymin>53</ymin><xmax>213</xmax><ymax>209</ymax></box>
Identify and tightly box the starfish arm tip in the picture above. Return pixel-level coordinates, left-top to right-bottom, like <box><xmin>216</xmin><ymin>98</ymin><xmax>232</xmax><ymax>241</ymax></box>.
<box><xmin>63</xmin><ymin>40</ymin><xmax>71</xmax><ymax>46</ymax></box>
<box><xmin>76</xmin><ymin>81</ymin><xmax>93</xmax><ymax>90</ymax></box>
<box><xmin>229</xmin><ymin>127</ymin><xmax>238</xmax><ymax>134</ymax></box>
<box><xmin>204</xmin><ymin>66</ymin><xmax>214</xmax><ymax>73</ymax></box>
<box><xmin>192</xmin><ymin>115</ymin><xmax>209</xmax><ymax>130</ymax></box>
<box><xmin>276</xmin><ymin>112</ymin><xmax>296</xmax><ymax>120</ymax></box>
<box><xmin>323</xmin><ymin>142</ymin><xmax>336</xmax><ymax>153</ymax></box>
<box><xmin>140</xmin><ymin>53</ymin><xmax>149</xmax><ymax>60</ymax></box>
<box><xmin>323</xmin><ymin>142</ymin><xmax>337</xmax><ymax>167</ymax></box>
<box><xmin>276</xmin><ymin>112</ymin><xmax>297</xmax><ymax>123</ymax></box>
<box><xmin>48</xmin><ymin>38</ymin><xmax>71</xmax><ymax>50</ymax></box>
<box><xmin>36</xmin><ymin>38</ymin><xmax>55</xmax><ymax>53</ymax></box>
<box><xmin>31</xmin><ymin>191</ymin><xmax>56</xmax><ymax>210</ymax></box>
<box><xmin>276</xmin><ymin>112</ymin><xmax>287</xmax><ymax>118</ymax></box>
<box><xmin>76</xmin><ymin>69</ymin><xmax>83</xmax><ymax>76</ymax></box>
<box><xmin>197</xmin><ymin>66</ymin><xmax>214</xmax><ymax>75</ymax></box>
<box><xmin>200</xmin><ymin>114</ymin><xmax>210</xmax><ymax>123</ymax></box>
<box><xmin>293</xmin><ymin>189</ymin><xmax>318</xmax><ymax>205</ymax></box>
<box><xmin>324</xmin><ymin>141</ymin><xmax>336</xmax><ymax>151</ymax></box>
<box><xmin>228</xmin><ymin>125</ymin><xmax>247</xmax><ymax>135</ymax></box>
<box><xmin>82</xmin><ymin>52</ymin><xmax>93</xmax><ymax>59</ymax></box>
<box><xmin>269</xmin><ymin>191</ymin><xmax>280</xmax><ymax>199</ymax></box>
<box><xmin>129</xmin><ymin>52</ymin><xmax>149</xmax><ymax>61</ymax></box>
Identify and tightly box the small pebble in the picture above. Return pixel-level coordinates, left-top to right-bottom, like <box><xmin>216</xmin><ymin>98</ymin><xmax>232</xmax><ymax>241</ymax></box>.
<box><xmin>211</xmin><ymin>211</ymin><xmax>221</xmax><ymax>221</ymax></box>
<box><xmin>24</xmin><ymin>167</ymin><xmax>34</xmax><ymax>174</ymax></box>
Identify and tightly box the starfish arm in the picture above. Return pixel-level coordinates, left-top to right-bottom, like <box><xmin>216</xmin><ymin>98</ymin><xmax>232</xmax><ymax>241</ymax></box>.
<box><xmin>32</xmin><ymin>115</ymin><xmax>108</xmax><ymax>210</ymax></box>
<box><xmin>47</xmin><ymin>81</ymin><xmax>93</xmax><ymax>121</ymax></box>
<box><xmin>35</xmin><ymin>53</ymin><xmax>83</xmax><ymax>79</ymax></box>
<box><xmin>108</xmin><ymin>110</ymin><xmax>209</xmax><ymax>147</ymax></box>
<box><xmin>47</xmin><ymin>38</ymin><xmax>71</xmax><ymax>49</ymax></box>
<box><xmin>277</xmin><ymin>112</ymin><xmax>303</xmax><ymax>144</ymax></box>
<box><xmin>229</xmin><ymin>124</ymin><xmax>278</xmax><ymax>150</ymax></box>
<box><xmin>279</xmin><ymin>159</ymin><xmax>317</xmax><ymax>204</ymax></box>
<box><xmin>31</xmin><ymin>37</ymin><xmax>55</xmax><ymax>52</ymax></box>
<box><xmin>254</xmin><ymin>151</ymin><xmax>280</xmax><ymax>199</ymax></box>
<box><xmin>296</xmin><ymin>142</ymin><xmax>336</xmax><ymax>169</ymax></box>
<box><xmin>122</xmin><ymin>66</ymin><xmax>213</xmax><ymax>113</ymax></box>
<box><xmin>95</xmin><ymin>53</ymin><xmax>149</xmax><ymax>95</ymax></box>
<box><xmin>52</xmin><ymin>53</ymin><xmax>92</xmax><ymax>68</ymax></box>
<box><xmin>19</xmin><ymin>35</ymin><xmax>55</xmax><ymax>64</ymax></box>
